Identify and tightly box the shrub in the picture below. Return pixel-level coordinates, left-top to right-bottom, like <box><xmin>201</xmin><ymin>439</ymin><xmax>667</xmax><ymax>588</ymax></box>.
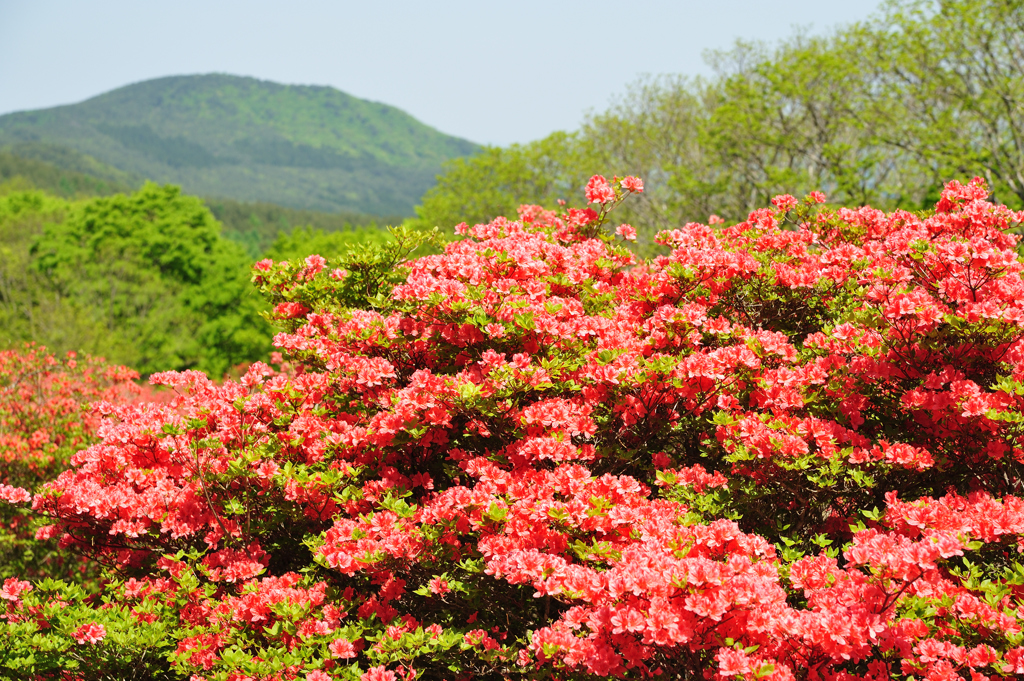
<box><xmin>0</xmin><ymin>345</ymin><xmax>138</xmax><ymax>582</ymax></box>
<box><xmin>5</xmin><ymin>175</ymin><xmax>1024</xmax><ymax>680</ymax></box>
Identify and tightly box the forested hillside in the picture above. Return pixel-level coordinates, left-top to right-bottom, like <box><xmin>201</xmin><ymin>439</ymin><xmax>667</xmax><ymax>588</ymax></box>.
<box><xmin>0</xmin><ymin>150</ymin><xmax>397</xmax><ymax>257</ymax></box>
<box><xmin>0</xmin><ymin>74</ymin><xmax>479</xmax><ymax>215</ymax></box>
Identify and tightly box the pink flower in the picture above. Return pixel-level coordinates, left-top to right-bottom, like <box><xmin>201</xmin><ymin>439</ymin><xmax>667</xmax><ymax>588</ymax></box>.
<box><xmin>329</xmin><ymin>637</ymin><xmax>357</xmax><ymax>659</ymax></box>
<box><xmin>360</xmin><ymin>667</ymin><xmax>396</xmax><ymax>681</ymax></box>
<box><xmin>256</xmin><ymin>461</ymin><xmax>279</xmax><ymax>479</ymax></box>
<box><xmin>771</xmin><ymin>194</ymin><xmax>798</xmax><ymax>211</ymax></box>
<box><xmin>585</xmin><ymin>175</ymin><xmax>616</xmax><ymax>204</ymax></box>
<box><xmin>254</xmin><ymin>258</ymin><xmax>274</xmax><ymax>272</ymax></box>
<box><xmin>302</xmin><ymin>254</ymin><xmax>327</xmax><ymax>279</ymax></box>
<box><xmin>708</xmin><ymin>214</ymin><xmax>725</xmax><ymax>225</ymax></box>
<box><xmin>615</xmin><ymin>224</ymin><xmax>637</xmax><ymax>241</ymax></box>
<box><xmin>807</xmin><ymin>191</ymin><xmax>827</xmax><ymax>204</ymax></box>
<box><xmin>1</xmin><ymin>578</ymin><xmax>31</xmax><ymax>602</ymax></box>
<box><xmin>72</xmin><ymin>623</ymin><xmax>106</xmax><ymax>645</ymax></box>
<box><xmin>566</xmin><ymin>208</ymin><xmax>598</xmax><ymax>227</ymax></box>
<box><xmin>620</xmin><ymin>176</ymin><xmax>644</xmax><ymax>193</ymax></box>
<box><xmin>0</xmin><ymin>484</ymin><xmax>31</xmax><ymax>504</ymax></box>
<box><xmin>717</xmin><ymin>647</ymin><xmax>752</xmax><ymax>676</ymax></box>
<box><xmin>428</xmin><ymin>577</ymin><xmax>451</xmax><ymax>595</ymax></box>
<box><xmin>307</xmin><ymin>671</ymin><xmax>332</xmax><ymax>681</ymax></box>
<box><xmin>274</xmin><ymin>302</ymin><xmax>310</xmax><ymax>319</ymax></box>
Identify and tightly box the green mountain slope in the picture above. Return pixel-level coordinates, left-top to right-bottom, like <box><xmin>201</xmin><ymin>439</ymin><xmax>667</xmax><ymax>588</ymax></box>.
<box><xmin>0</xmin><ymin>145</ymin><xmax>134</xmax><ymax>198</ymax></box>
<box><xmin>0</xmin><ymin>74</ymin><xmax>479</xmax><ymax>215</ymax></box>
<box><xmin>0</xmin><ymin>150</ymin><xmax>399</xmax><ymax>259</ymax></box>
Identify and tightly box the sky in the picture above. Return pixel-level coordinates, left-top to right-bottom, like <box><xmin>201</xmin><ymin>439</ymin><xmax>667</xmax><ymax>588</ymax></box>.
<box><xmin>0</xmin><ymin>0</ymin><xmax>884</xmax><ymax>146</ymax></box>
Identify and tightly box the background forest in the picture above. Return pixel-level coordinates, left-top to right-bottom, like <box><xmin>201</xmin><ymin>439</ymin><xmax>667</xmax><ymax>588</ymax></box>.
<box><xmin>2</xmin><ymin>0</ymin><xmax>1022</xmax><ymax>376</ymax></box>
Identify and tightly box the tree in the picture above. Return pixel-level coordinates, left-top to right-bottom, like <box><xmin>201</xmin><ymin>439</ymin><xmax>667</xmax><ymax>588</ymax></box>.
<box><xmin>415</xmin><ymin>0</ymin><xmax>1024</xmax><ymax>244</ymax></box>
<box><xmin>413</xmin><ymin>131</ymin><xmax>588</xmax><ymax>232</ymax></box>
<box><xmin>31</xmin><ymin>183</ymin><xmax>272</xmax><ymax>376</ymax></box>
<box><xmin>856</xmin><ymin>0</ymin><xmax>1024</xmax><ymax>208</ymax></box>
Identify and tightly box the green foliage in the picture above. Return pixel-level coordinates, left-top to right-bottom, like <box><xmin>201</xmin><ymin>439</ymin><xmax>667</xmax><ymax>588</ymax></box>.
<box><xmin>205</xmin><ymin>196</ymin><xmax>399</xmax><ymax>259</ymax></box>
<box><xmin>29</xmin><ymin>183</ymin><xmax>272</xmax><ymax>376</ymax></box>
<box><xmin>0</xmin><ymin>191</ymin><xmax>107</xmax><ymax>355</ymax></box>
<box><xmin>0</xmin><ymin>149</ymin><xmax>133</xmax><ymax>199</ymax></box>
<box><xmin>413</xmin><ymin>131</ymin><xmax>589</xmax><ymax>231</ymax></box>
<box><xmin>257</xmin><ymin>223</ymin><xmax>445</xmax><ymax>315</ymax></box>
<box><xmin>854</xmin><ymin>0</ymin><xmax>1024</xmax><ymax>207</ymax></box>
<box><xmin>0</xmin><ymin>184</ymin><xmax>274</xmax><ymax>376</ymax></box>
<box><xmin>0</xmin><ymin>578</ymin><xmax>178</xmax><ymax>679</ymax></box>
<box><xmin>417</xmin><ymin>0</ymin><xmax>1024</xmax><ymax>242</ymax></box>
<box><xmin>264</xmin><ymin>225</ymin><xmax>393</xmax><ymax>263</ymax></box>
<box><xmin>0</xmin><ymin>74</ymin><xmax>480</xmax><ymax>215</ymax></box>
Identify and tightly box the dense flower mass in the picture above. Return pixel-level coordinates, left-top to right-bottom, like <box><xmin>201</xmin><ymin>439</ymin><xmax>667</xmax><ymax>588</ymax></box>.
<box><xmin>0</xmin><ymin>346</ymin><xmax>139</xmax><ymax>582</ymax></box>
<box><xmin>3</xmin><ymin>176</ymin><xmax>1024</xmax><ymax>680</ymax></box>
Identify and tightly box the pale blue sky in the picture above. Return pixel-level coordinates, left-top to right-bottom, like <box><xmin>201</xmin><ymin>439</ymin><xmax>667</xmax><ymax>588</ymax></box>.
<box><xmin>0</xmin><ymin>0</ymin><xmax>883</xmax><ymax>145</ymax></box>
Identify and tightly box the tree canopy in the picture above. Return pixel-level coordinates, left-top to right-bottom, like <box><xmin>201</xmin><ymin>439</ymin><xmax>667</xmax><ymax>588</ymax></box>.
<box><xmin>1</xmin><ymin>184</ymin><xmax>273</xmax><ymax>376</ymax></box>
<box><xmin>415</xmin><ymin>0</ymin><xmax>1024</xmax><ymax>252</ymax></box>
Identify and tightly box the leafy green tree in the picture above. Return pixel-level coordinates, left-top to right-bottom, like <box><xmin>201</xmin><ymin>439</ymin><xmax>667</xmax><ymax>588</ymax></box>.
<box><xmin>31</xmin><ymin>183</ymin><xmax>272</xmax><ymax>376</ymax></box>
<box><xmin>413</xmin><ymin>132</ymin><xmax>588</xmax><ymax>231</ymax></box>
<box><xmin>704</xmin><ymin>35</ymin><xmax>880</xmax><ymax>212</ymax></box>
<box><xmin>856</xmin><ymin>0</ymin><xmax>1024</xmax><ymax>208</ymax></box>
<box><xmin>0</xmin><ymin>191</ymin><xmax>108</xmax><ymax>355</ymax></box>
<box><xmin>581</xmin><ymin>75</ymin><xmax>722</xmax><ymax>233</ymax></box>
<box><xmin>416</xmin><ymin>0</ymin><xmax>1024</xmax><ymax>236</ymax></box>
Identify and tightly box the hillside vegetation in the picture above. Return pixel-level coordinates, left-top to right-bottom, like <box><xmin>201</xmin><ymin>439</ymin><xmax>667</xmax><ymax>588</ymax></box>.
<box><xmin>0</xmin><ymin>185</ymin><xmax>271</xmax><ymax>376</ymax></box>
<box><xmin>0</xmin><ymin>74</ymin><xmax>479</xmax><ymax>215</ymax></box>
<box><xmin>0</xmin><ymin>180</ymin><xmax>408</xmax><ymax>375</ymax></box>
<box><xmin>0</xmin><ymin>150</ymin><xmax>398</xmax><ymax>258</ymax></box>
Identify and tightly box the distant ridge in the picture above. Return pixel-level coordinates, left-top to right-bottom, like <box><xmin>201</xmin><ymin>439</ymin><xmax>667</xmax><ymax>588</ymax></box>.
<box><xmin>0</xmin><ymin>74</ymin><xmax>480</xmax><ymax>215</ymax></box>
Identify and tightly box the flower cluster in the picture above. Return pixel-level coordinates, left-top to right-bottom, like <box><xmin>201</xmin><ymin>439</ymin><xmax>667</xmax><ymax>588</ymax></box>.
<box><xmin>5</xmin><ymin>176</ymin><xmax>1024</xmax><ymax>680</ymax></box>
<box><xmin>0</xmin><ymin>345</ymin><xmax>139</xmax><ymax>581</ymax></box>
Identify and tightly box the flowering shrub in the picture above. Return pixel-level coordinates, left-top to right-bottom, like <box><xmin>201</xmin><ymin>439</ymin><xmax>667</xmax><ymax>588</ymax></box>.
<box><xmin>0</xmin><ymin>345</ymin><xmax>138</xmax><ymax>582</ymax></box>
<box><xmin>5</xmin><ymin>176</ymin><xmax>1024</xmax><ymax>680</ymax></box>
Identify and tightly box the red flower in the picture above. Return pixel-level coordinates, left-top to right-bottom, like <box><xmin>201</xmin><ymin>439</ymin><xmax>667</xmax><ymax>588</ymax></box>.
<box><xmin>329</xmin><ymin>638</ymin><xmax>357</xmax><ymax>659</ymax></box>
<box><xmin>72</xmin><ymin>623</ymin><xmax>106</xmax><ymax>645</ymax></box>
<box><xmin>585</xmin><ymin>175</ymin><xmax>616</xmax><ymax>204</ymax></box>
<box><xmin>274</xmin><ymin>301</ymin><xmax>310</xmax><ymax>319</ymax></box>
<box><xmin>620</xmin><ymin>175</ymin><xmax>644</xmax><ymax>193</ymax></box>
<box><xmin>771</xmin><ymin>194</ymin><xmax>798</xmax><ymax>211</ymax></box>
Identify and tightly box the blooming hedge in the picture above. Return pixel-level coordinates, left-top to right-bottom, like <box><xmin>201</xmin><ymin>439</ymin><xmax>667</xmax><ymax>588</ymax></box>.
<box><xmin>4</xmin><ymin>175</ymin><xmax>1024</xmax><ymax>680</ymax></box>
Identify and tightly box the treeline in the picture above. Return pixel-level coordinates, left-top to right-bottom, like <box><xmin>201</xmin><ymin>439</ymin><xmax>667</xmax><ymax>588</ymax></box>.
<box><xmin>415</xmin><ymin>0</ymin><xmax>1024</xmax><ymax>251</ymax></box>
<box><xmin>0</xmin><ymin>181</ymin><xmax>399</xmax><ymax>376</ymax></box>
<box><xmin>204</xmin><ymin>197</ymin><xmax>400</xmax><ymax>258</ymax></box>
<box><xmin>0</xmin><ymin>149</ymin><xmax>398</xmax><ymax>257</ymax></box>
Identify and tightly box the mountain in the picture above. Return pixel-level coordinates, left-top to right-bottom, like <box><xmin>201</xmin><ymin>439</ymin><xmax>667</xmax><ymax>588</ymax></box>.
<box><xmin>0</xmin><ymin>146</ymin><xmax>133</xmax><ymax>198</ymax></box>
<box><xmin>0</xmin><ymin>74</ymin><xmax>479</xmax><ymax>215</ymax></box>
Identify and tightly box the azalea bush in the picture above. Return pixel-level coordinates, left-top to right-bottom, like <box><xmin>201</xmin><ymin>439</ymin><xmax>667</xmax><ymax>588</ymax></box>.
<box><xmin>4</xmin><ymin>175</ymin><xmax>1024</xmax><ymax>680</ymax></box>
<box><xmin>0</xmin><ymin>345</ymin><xmax>139</xmax><ymax>582</ymax></box>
